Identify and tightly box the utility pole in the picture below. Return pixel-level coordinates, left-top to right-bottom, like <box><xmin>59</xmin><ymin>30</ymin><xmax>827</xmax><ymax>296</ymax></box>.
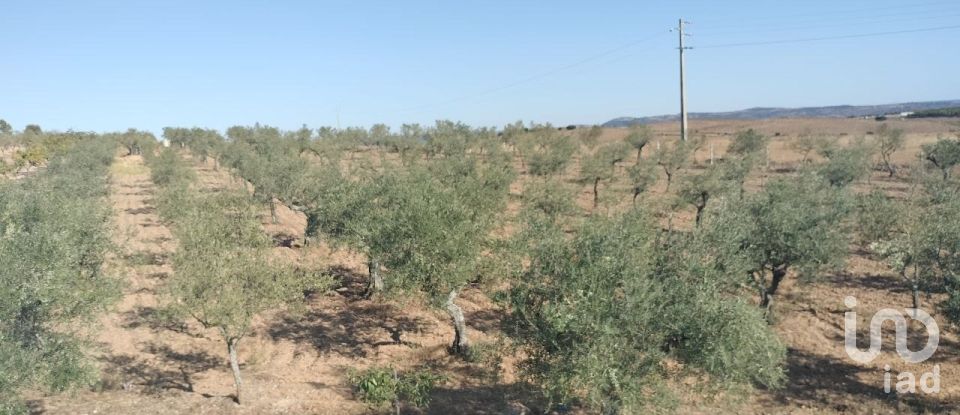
<box><xmin>677</xmin><ymin>19</ymin><xmax>692</xmax><ymax>141</ymax></box>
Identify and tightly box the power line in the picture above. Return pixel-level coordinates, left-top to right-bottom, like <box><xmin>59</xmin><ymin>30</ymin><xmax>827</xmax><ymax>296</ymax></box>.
<box><xmin>696</xmin><ymin>24</ymin><xmax>960</xmax><ymax>49</ymax></box>
<box><xmin>696</xmin><ymin>11</ymin><xmax>960</xmax><ymax>37</ymax></box>
<box><xmin>693</xmin><ymin>0</ymin><xmax>959</xmax><ymax>26</ymax></box>
<box><xmin>398</xmin><ymin>31</ymin><xmax>669</xmax><ymax>113</ymax></box>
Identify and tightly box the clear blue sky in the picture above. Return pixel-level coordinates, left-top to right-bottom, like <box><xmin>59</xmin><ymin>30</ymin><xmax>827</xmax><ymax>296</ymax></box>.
<box><xmin>2</xmin><ymin>0</ymin><xmax>957</xmax><ymax>134</ymax></box>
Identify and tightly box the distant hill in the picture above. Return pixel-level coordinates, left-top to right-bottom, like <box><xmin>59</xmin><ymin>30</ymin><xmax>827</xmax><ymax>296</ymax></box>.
<box><xmin>603</xmin><ymin>100</ymin><xmax>960</xmax><ymax>127</ymax></box>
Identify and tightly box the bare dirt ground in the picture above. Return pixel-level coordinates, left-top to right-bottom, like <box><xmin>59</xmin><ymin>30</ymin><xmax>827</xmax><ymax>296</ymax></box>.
<box><xmin>26</xmin><ymin>117</ymin><xmax>960</xmax><ymax>414</ymax></box>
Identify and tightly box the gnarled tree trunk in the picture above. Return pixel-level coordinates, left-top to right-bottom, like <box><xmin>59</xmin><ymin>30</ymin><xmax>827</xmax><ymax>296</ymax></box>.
<box><xmin>592</xmin><ymin>178</ymin><xmax>600</xmax><ymax>209</ymax></box>
<box><xmin>227</xmin><ymin>337</ymin><xmax>243</xmax><ymax>404</ymax></box>
<box><xmin>760</xmin><ymin>266</ymin><xmax>788</xmax><ymax>317</ymax></box>
<box><xmin>445</xmin><ymin>289</ymin><xmax>469</xmax><ymax>354</ymax></box>
<box><xmin>269</xmin><ymin>198</ymin><xmax>278</xmax><ymax>224</ymax></box>
<box><xmin>367</xmin><ymin>258</ymin><xmax>383</xmax><ymax>295</ymax></box>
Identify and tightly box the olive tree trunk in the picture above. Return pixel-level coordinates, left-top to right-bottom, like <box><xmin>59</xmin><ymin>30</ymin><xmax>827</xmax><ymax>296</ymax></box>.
<box><xmin>269</xmin><ymin>198</ymin><xmax>278</xmax><ymax>224</ymax></box>
<box><xmin>367</xmin><ymin>258</ymin><xmax>383</xmax><ymax>295</ymax></box>
<box><xmin>759</xmin><ymin>266</ymin><xmax>788</xmax><ymax>317</ymax></box>
<box><xmin>227</xmin><ymin>337</ymin><xmax>243</xmax><ymax>404</ymax></box>
<box><xmin>445</xmin><ymin>289</ymin><xmax>469</xmax><ymax>354</ymax></box>
<box><xmin>592</xmin><ymin>178</ymin><xmax>600</xmax><ymax>209</ymax></box>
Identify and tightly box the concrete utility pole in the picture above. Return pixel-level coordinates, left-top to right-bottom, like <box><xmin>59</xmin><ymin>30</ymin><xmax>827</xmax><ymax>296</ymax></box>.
<box><xmin>677</xmin><ymin>19</ymin><xmax>692</xmax><ymax>141</ymax></box>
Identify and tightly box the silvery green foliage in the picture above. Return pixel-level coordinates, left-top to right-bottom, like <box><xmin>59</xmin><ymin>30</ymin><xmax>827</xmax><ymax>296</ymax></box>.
<box><xmin>855</xmin><ymin>190</ymin><xmax>902</xmax><ymax>245</ymax></box>
<box><xmin>870</xmin><ymin>179</ymin><xmax>960</xmax><ymax>311</ymax></box>
<box><xmin>149</xmin><ymin>156</ymin><xmax>323</xmax><ymax>404</ymax></box>
<box><xmin>0</xmin><ymin>138</ymin><xmax>119</xmax><ymax>413</ymax></box>
<box><xmin>509</xmin><ymin>211</ymin><xmax>785</xmax><ymax>412</ymax></box>
<box><xmin>815</xmin><ymin>139</ymin><xmax>873</xmax><ymax>187</ymax></box>
<box><xmin>519</xmin><ymin>127</ymin><xmax>577</xmax><ymax>178</ymax></box>
<box><xmin>580</xmin><ymin>142</ymin><xmax>630</xmax><ymax>209</ymax></box>
<box><xmin>727</xmin><ymin>129</ymin><xmax>768</xmax><ymax>157</ymax></box>
<box><xmin>676</xmin><ymin>164</ymin><xmax>731</xmax><ymax>227</ymax></box>
<box><xmin>624</xmin><ymin>124</ymin><xmax>653</xmax><ymax>162</ymax></box>
<box><xmin>706</xmin><ymin>173</ymin><xmax>851</xmax><ymax>311</ymax></box>
<box><xmin>874</xmin><ymin>124</ymin><xmax>905</xmax><ymax>177</ymax></box>
<box><xmin>922</xmin><ymin>137</ymin><xmax>960</xmax><ymax>180</ymax></box>
<box><xmin>653</xmin><ymin>139</ymin><xmax>692</xmax><ymax>191</ymax></box>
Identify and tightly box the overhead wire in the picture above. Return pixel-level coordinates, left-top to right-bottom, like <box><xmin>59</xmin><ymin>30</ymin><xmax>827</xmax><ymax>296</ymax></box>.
<box><xmin>695</xmin><ymin>24</ymin><xmax>960</xmax><ymax>49</ymax></box>
<box><xmin>397</xmin><ymin>31</ymin><xmax>669</xmax><ymax>113</ymax></box>
<box><xmin>394</xmin><ymin>4</ymin><xmax>958</xmax><ymax>114</ymax></box>
<box><xmin>692</xmin><ymin>0</ymin><xmax>960</xmax><ymax>27</ymax></box>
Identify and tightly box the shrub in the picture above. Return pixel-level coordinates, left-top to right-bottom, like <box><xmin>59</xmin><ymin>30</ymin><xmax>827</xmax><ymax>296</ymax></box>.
<box><xmin>349</xmin><ymin>367</ymin><xmax>443</xmax><ymax>410</ymax></box>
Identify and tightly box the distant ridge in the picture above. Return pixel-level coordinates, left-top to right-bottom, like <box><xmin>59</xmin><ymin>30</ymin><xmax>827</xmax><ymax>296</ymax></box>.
<box><xmin>603</xmin><ymin>100</ymin><xmax>960</xmax><ymax>127</ymax></box>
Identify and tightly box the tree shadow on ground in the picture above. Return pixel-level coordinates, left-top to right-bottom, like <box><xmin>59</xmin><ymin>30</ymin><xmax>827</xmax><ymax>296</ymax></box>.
<box><xmin>427</xmin><ymin>382</ymin><xmax>543</xmax><ymax>415</ymax></box>
<box><xmin>123</xmin><ymin>251</ymin><xmax>169</xmax><ymax>266</ymax></box>
<box><xmin>825</xmin><ymin>272</ymin><xmax>909</xmax><ymax>295</ymax></box>
<box><xmin>99</xmin><ymin>343</ymin><xmax>222</xmax><ymax>394</ymax></box>
<box><xmin>768</xmin><ymin>348</ymin><xmax>957</xmax><ymax>413</ymax></box>
<box><xmin>325</xmin><ymin>265</ymin><xmax>371</xmax><ymax>300</ymax></box>
<box><xmin>125</xmin><ymin>206</ymin><xmax>156</xmax><ymax>215</ymax></box>
<box><xmin>266</xmin><ymin>301</ymin><xmax>431</xmax><ymax>358</ymax></box>
<box><xmin>272</xmin><ymin>233</ymin><xmax>301</xmax><ymax>248</ymax></box>
<box><xmin>465</xmin><ymin>308</ymin><xmax>508</xmax><ymax>333</ymax></box>
<box><xmin>118</xmin><ymin>306</ymin><xmax>202</xmax><ymax>337</ymax></box>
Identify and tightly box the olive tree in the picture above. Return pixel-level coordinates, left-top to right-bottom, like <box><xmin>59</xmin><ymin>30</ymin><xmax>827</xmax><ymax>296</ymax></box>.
<box><xmin>871</xmin><ymin>185</ymin><xmax>960</xmax><ymax>309</ymax></box>
<box><xmin>578</xmin><ymin>125</ymin><xmax>603</xmax><ymax>149</ymax></box>
<box><xmin>627</xmin><ymin>159</ymin><xmax>658</xmax><ymax>205</ymax></box>
<box><xmin>624</xmin><ymin>124</ymin><xmax>653</xmax><ymax>162</ymax></box>
<box><xmin>708</xmin><ymin>173</ymin><xmax>851</xmax><ymax>315</ymax></box>
<box><xmin>874</xmin><ymin>124</ymin><xmax>905</xmax><ymax>177</ymax></box>
<box><xmin>369</xmin><ymin>156</ymin><xmax>513</xmax><ymax>354</ymax></box>
<box><xmin>0</xmin><ymin>119</ymin><xmax>12</xmax><ymax>135</ymax></box>
<box><xmin>222</xmin><ymin>125</ymin><xmax>308</xmax><ymax>223</ymax></box>
<box><xmin>922</xmin><ymin>137</ymin><xmax>960</xmax><ymax>180</ymax></box>
<box><xmin>727</xmin><ymin>129</ymin><xmax>768</xmax><ymax>156</ymax></box>
<box><xmin>0</xmin><ymin>140</ymin><xmax>118</xmax><ymax>413</ymax></box>
<box><xmin>579</xmin><ymin>142</ymin><xmax>629</xmax><ymax>209</ymax></box>
<box><xmin>815</xmin><ymin>141</ymin><xmax>873</xmax><ymax>187</ymax></box>
<box><xmin>521</xmin><ymin>128</ymin><xmax>577</xmax><ymax>178</ymax></box>
<box><xmin>677</xmin><ymin>165</ymin><xmax>728</xmax><ymax>227</ymax></box>
<box><xmin>522</xmin><ymin>178</ymin><xmax>578</xmax><ymax>221</ymax></box>
<box><xmin>163</xmin><ymin>190</ymin><xmax>320</xmax><ymax>404</ymax></box>
<box><xmin>654</xmin><ymin>139</ymin><xmax>691</xmax><ymax>191</ymax></box>
<box><xmin>508</xmin><ymin>210</ymin><xmax>785</xmax><ymax>412</ymax></box>
<box><xmin>302</xmin><ymin>166</ymin><xmax>388</xmax><ymax>294</ymax></box>
<box><xmin>114</xmin><ymin>128</ymin><xmax>157</xmax><ymax>156</ymax></box>
<box><xmin>23</xmin><ymin>124</ymin><xmax>42</xmax><ymax>136</ymax></box>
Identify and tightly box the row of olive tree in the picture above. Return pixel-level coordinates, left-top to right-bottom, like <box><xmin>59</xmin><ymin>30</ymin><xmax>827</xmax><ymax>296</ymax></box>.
<box><xmin>145</xmin><ymin>148</ymin><xmax>326</xmax><ymax>404</ymax></box>
<box><xmin>0</xmin><ymin>137</ymin><xmax>119</xmax><ymax>413</ymax></box>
